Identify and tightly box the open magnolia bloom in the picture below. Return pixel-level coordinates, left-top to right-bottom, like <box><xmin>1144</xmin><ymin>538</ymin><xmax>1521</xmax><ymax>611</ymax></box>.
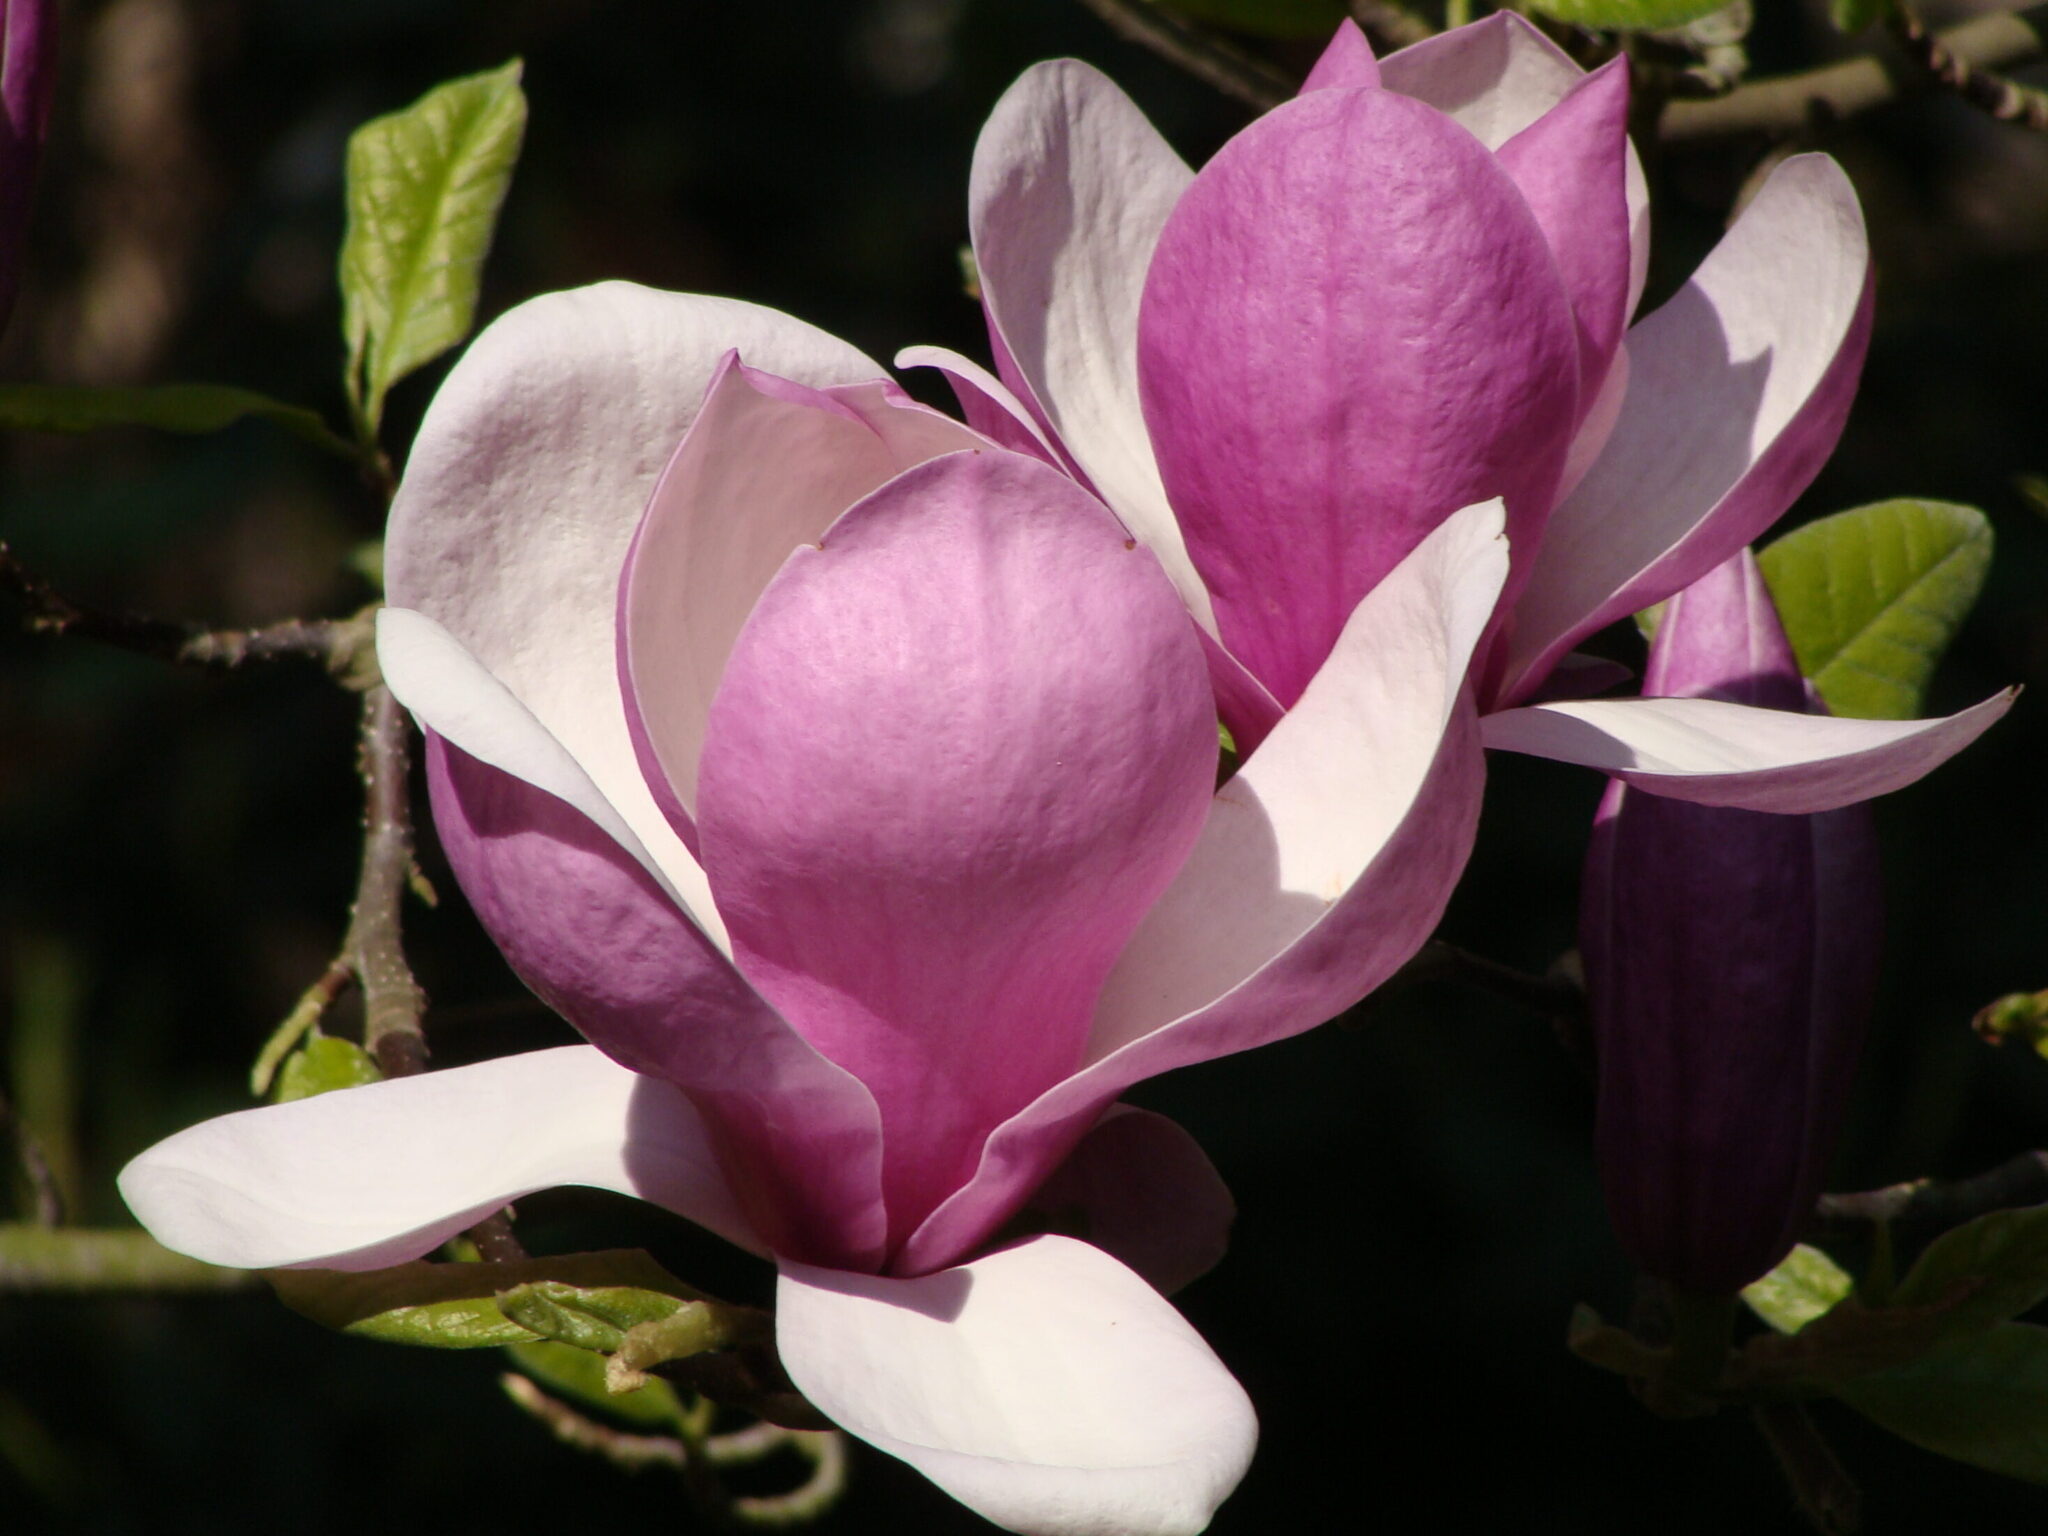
<box><xmin>120</xmin><ymin>282</ymin><xmax>1517</xmax><ymax>1535</ymax></box>
<box><xmin>908</xmin><ymin>13</ymin><xmax>2009</xmax><ymax>809</ymax></box>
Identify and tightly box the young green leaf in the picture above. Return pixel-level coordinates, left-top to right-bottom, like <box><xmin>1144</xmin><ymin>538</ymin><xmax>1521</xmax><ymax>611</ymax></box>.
<box><xmin>0</xmin><ymin>383</ymin><xmax>358</xmax><ymax>461</ymax></box>
<box><xmin>505</xmin><ymin>1339</ymin><xmax>688</xmax><ymax>1430</ymax></box>
<box><xmin>272</xmin><ymin>1035</ymin><xmax>383</xmax><ymax>1103</ymax></box>
<box><xmin>1829</xmin><ymin>0</ymin><xmax>1893</xmax><ymax>33</ymax></box>
<box><xmin>1836</xmin><ymin>1324</ymin><xmax>2048</xmax><ymax>1481</ymax></box>
<box><xmin>1758</xmin><ymin>499</ymin><xmax>1993</xmax><ymax>719</ymax></box>
<box><xmin>1524</xmin><ymin>0</ymin><xmax>1730</xmax><ymax>32</ymax></box>
<box><xmin>1885</xmin><ymin>1205</ymin><xmax>2048</xmax><ymax>1343</ymax></box>
<box><xmin>1742</xmin><ymin>1244</ymin><xmax>1856</xmax><ymax>1335</ymax></box>
<box><xmin>341</xmin><ymin>59</ymin><xmax>526</xmax><ymax>442</ymax></box>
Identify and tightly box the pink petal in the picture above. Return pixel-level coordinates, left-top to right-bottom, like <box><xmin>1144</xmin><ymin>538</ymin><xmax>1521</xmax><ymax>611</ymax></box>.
<box><xmin>1642</xmin><ymin>547</ymin><xmax>1803</xmax><ymax>708</ymax></box>
<box><xmin>425</xmin><ymin>738</ymin><xmax>888</xmax><ymax>1270</ymax></box>
<box><xmin>1301</xmin><ymin>18</ymin><xmax>1381</xmax><ymax>91</ymax></box>
<box><xmin>1499</xmin><ymin>156</ymin><xmax>1874</xmax><ymax>704</ymax></box>
<box><xmin>899</xmin><ymin>501</ymin><xmax>1507</xmax><ymax>1275</ymax></box>
<box><xmin>1493</xmin><ymin>58</ymin><xmax>1633</xmax><ymax>397</ymax></box>
<box><xmin>1013</xmin><ymin>1105</ymin><xmax>1233</xmax><ymax>1297</ymax></box>
<box><xmin>619</xmin><ymin>356</ymin><xmax>984</xmax><ymax>837</ymax></box>
<box><xmin>894</xmin><ymin>344</ymin><xmax>1065</xmax><ymax>467</ymax></box>
<box><xmin>776</xmin><ymin>1235</ymin><xmax>1256</xmax><ymax>1536</ymax></box>
<box><xmin>969</xmin><ymin>60</ymin><xmax>1217</xmax><ymax>631</ymax></box>
<box><xmin>1382</xmin><ymin>11</ymin><xmax>1651</xmax><ymax>319</ymax></box>
<box><xmin>695</xmin><ymin>450</ymin><xmax>1216</xmax><ymax>1254</ymax></box>
<box><xmin>1481</xmin><ymin>688</ymin><xmax>2014</xmax><ymax>812</ymax></box>
<box><xmin>385</xmin><ymin>283</ymin><xmax>881</xmax><ymax>888</ymax></box>
<box><xmin>1137</xmin><ymin>86</ymin><xmax>1579</xmax><ymax>706</ymax></box>
<box><xmin>119</xmin><ymin>1047</ymin><xmax>762</xmax><ymax>1270</ymax></box>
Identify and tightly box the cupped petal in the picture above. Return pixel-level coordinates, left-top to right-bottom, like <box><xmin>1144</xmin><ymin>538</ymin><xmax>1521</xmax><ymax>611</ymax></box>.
<box><xmin>1138</xmin><ymin>85</ymin><xmax>1579</xmax><ymax>707</ymax></box>
<box><xmin>895</xmin><ymin>344</ymin><xmax>1065</xmax><ymax>466</ymax></box>
<box><xmin>119</xmin><ymin>1046</ymin><xmax>761</xmax><ymax>1271</ymax></box>
<box><xmin>777</xmin><ymin>1235</ymin><xmax>1256</xmax><ymax>1536</ymax></box>
<box><xmin>1493</xmin><ymin>58</ymin><xmax>1632</xmax><ymax>392</ymax></box>
<box><xmin>1011</xmin><ymin>1105</ymin><xmax>1233</xmax><ymax>1297</ymax></box>
<box><xmin>898</xmin><ymin>501</ymin><xmax>1506</xmax><ymax>1275</ymax></box>
<box><xmin>384</xmin><ymin>282</ymin><xmax>882</xmax><ymax>887</ymax></box>
<box><xmin>969</xmin><ymin>60</ymin><xmax>1215</xmax><ymax>630</ymax></box>
<box><xmin>426</xmin><ymin>738</ymin><xmax>888</xmax><ymax>1271</ymax></box>
<box><xmin>696</xmin><ymin>449</ymin><xmax>1217</xmax><ymax>1252</ymax></box>
<box><xmin>1481</xmin><ymin>688</ymin><xmax>2014</xmax><ymax>812</ymax></box>
<box><xmin>1301</xmin><ymin>18</ymin><xmax>1380</xmax><ymax>91</ymax></box>
<box><xmin>1499</xmin><ymin>156</ymin><xmax>1873</xmax><ymax>703</ymax></box>
<box><xmin>619</xmin><ymin>356</ymin><xmax>984</xmax><ymax>835</ymax></box>
<box><xmin>1381</xmin><ymin>11</ymin><xmax>1650</xmax><ymax>318</ymax></box>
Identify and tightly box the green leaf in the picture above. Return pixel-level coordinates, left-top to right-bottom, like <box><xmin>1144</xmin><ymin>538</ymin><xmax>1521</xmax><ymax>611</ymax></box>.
<box><xmin>268</xmin><ymin>1249</ymin><xmax>698</xmax><ymax>1350</ymax></box>
<box><xmin>341</xmin><ymin>59</ymin><xmax>526</xmax><ymax>439</ymax></box>
<box><xmin>1837</xmin><ymin>1324</ymin><xmax>2048</xmax><ymax>1481</ymax></box>
<box><xmin>272</xmin><ymin>1035</ymin><xmax>382</xmax><ymax>1103</ymax></box>
<box><xmin>497</xmin><ymin>1279</ymin><xmax>686</xmax><ymax>1354</ymax></box>
<box><xmin>1523</xmin><ymin>0</ymin><xmax>1730</xmax><ymax>31</ymax></box>
<box><xmin>1757</xmin><ymin>500</ymin><xmax>1992</xmax><ymax>719</ymax></box>
<box><xmin>1743</xmin><ymin>1244</ymin><xmax>1856</xmax><ymax>1335</ymax></box>
<box><xmin>1162</xmin><ymin>0</ymin><xmax>1350</xmax><ymax>38</ymax></box>
<box><xmin>505</xmin><ymin>1339</ymin><xmax>687</xmax><ymax>1431</ymax></box>
<box><xmin>0</xmin><ymin>383</ymin><xmax>358</xmax><ymax>461</ymax></box>
<box><xmin>1887</xmin><ymin>1206</ymin><xmax>2048</xmax><ymax>1342</ymax></box>
<box><xmin>1828</xmin><ymin>0</ymin><xmax>1892</xmax><ymax>33</ymax></box>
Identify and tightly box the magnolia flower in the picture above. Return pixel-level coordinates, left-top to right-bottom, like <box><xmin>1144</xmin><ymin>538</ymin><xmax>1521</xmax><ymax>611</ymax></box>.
<box><xmin>120</xmin><ymin>282</ymin><xmax>1520</xmax><ymax>1535</ymax></box>
<box><xmin>1582</xmin><ymin>550</ymin><xmax>1883</xmax><ymax>1296</ymax></box>
<box><xmin>906</xmin><ymin>13</ymin><xmax>2008</xmax><ymax>812</ymax></box>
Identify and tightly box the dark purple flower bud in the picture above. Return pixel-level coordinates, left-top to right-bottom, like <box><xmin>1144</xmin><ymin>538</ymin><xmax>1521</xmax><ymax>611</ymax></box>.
<box><xmin>0</xmin><ymin>0</ymin><xmax>56</xmax><ymax>332</ymax></box>
<box><xmin>1581</xmin><ymin>548</ymin><xmax>1882</xmax><ymax>1295</ymax></box>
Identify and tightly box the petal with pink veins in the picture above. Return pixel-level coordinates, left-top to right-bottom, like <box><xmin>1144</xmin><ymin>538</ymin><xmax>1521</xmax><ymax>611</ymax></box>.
<box><xmin>1481</xmin><ymin>688</ymin><xmax>2015</xmax><ymax>812</ymax></box>
<box><xmin>425</xmin><ymin>738</ymin><xmax>889</xmax><ymax>1270</ymax></box>
<box><xmin>776</xmin><ymin>1235</ymin><xmax>1256</xmax><ymax>1536</ymax></box>
<box><xmin>1138</xmin><ymin>84</ymin><xmax>1578</xmax><ymax>707</ymax></box>
<box><xmin>696</xmin><ymin>450</ymin><xmax>1216</xmax><ymax>1252</ymax></box>
<box><xmin>1301</xmin><ymin>18</ymin><xmax>1380</xmax><ymax>91</ymax></box>
<box><xmin>119</xmin><ymin>1046</ymin><xmax>762</xmax><ymax>1271</ymax></box>
<box><xmin>969</xmin><ymin>61</ymin><xmax>1214</xmax><ymax>630</ymax></box>
<box><xmin>619</xmin><ymin>356</ymin><xmax>984</xmax><ymax>835</ymax></box>
<box><xmin>899</xmin><ymin>501</ymin><xmax>1507</xmax><ymax>1275</ymax></box>
<box><xmin>1499</xmin><ymin>156</ymin><xmax>1873</xmax><ymax>704</ymax></box>
<box><xmin>1493</xmin><ymin>58</ymin><xmax>1633</xmax><ymax>395</ymax></box>
<box><xmin>1381</xmin><ymin>11</ymin><xmax>1651</xmax><ymax>319</ymax></box>
<box><xmin>384</xmin><ymin>282</ymin><xmax>882</xmax><ymax>884</ymax></box>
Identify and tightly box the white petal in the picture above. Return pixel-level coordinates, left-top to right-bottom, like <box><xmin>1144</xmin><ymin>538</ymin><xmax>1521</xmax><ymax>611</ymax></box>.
<box><xmin>377</xmin><ymin>607</ymin><xmax>727</xmax><ymax>947</ymax></box>
<box><xmin>384</xmin><ymin>282</ymin><xmax>881</xmax><ymax>904</ymax></box>
<box><xmin>119</xmin><ymin>1046</ymin><xmax>763</xmax><ymax>1270</ymax></box>
<box><xmin>895</xmin><ymin>343</ymin><xmax>1066</xmax><ymax>464</ymax></box>
<box><xmin>1501</xmin><ymin>156</ymin><xmax>1871</xmax><ymax>700</ymax></box>
<box><xmin>970</xmin><ymin>61</ymin><xmax>1216</xmax><ymax>631</ymax></box>
<box><xmin>777</xmin><ymin>1235</ymin><xmax>1254</xmax><ymax>1536</ymax></box>
<box><xmin>1481</xmin><ymin>689</ymin><xmax>2013</xmax><ymax>812</ymax></box>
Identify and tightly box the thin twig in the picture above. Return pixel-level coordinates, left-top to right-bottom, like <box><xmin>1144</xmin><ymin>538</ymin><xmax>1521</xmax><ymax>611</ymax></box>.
<box><xmin>1753</xmin><ymin>1400</ymin><xmax>1862</xmax><ymax>1535</ymax></box>
<box><xmin>498</xmin><ymin>1372</ymin><xmax>690</xmax><ymax>1472</ymax></box>
<box><xmin>1814</xmin><ymin>1150</ymin><xmax>2048</xmax><ymax>1229</ymax></box>
<box><xmin>1383</xmin><ymin>940</ymin><xmax>1590</xmax><ymax>1059</ymax></box>
<box><xmin>0</xmin><ymin>542</ymin><xmax>352</xmax><ymax>668</ymax></box>
<box><xmin>347</xmin><ymin>685</ymin><xmax>428</xmax><ymax>1078</ymax></box>
<box><xmin>1071</xmin><ymin>0</ymin><xmax>1292</xmax><ymax>109</ymax></box>
<box><xmin>0</xmin><ymin>1225</ymin><xmax>259</xmax><ymax>1291</ymax></box>
<box><xmin>1661</xmin><ymin>3</ymin><xmax>2048</xmax><ymax>142</ymax></box>
<box><xmin>1888</xmin><ymin>0</ymin><xmax>2048</xmax><ymax>130</ymax></box>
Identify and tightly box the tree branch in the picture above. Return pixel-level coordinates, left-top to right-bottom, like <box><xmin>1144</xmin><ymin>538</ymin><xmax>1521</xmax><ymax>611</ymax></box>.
<box><xmin>1350</xmin><ymin>0</ymin><xmax>1434</xmax><ymax>51</ymax></box>
<box><xmin>0</xmin><ymin>1082</ymin><xmax>62</xmax><ymax>1227</ymax></box>
<box><xmin>1814</xmin><ymin>1149</ymin><xmax>2048</xmax><ymax>1229</ymax></box>
<box><xmin>1661</xmin><ymin>3</ymin><xmax>2048</xmax><ymax>142</ymax></box>
<box><xmin>1888</xmin><ymin>0</ymin><xmax>2048</xmax><ymax>130</ymax></box>
<box><xmin>1071</xmin><ymin>0</ymin><xmax>1292</xmax><ymax>109</ymax></box>
<box><xmin>0</xmin><ymin>1224</ymin><xmax>259</xmax><ymax>1291</ymax></box>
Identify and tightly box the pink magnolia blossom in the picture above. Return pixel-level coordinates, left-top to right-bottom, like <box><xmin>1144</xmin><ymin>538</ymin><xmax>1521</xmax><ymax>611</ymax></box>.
<box><xmin>1583</xmin><ymin>549</ymin><xmax>1883</xmax><ymax>1295</ymax></box>
<box><xmin>119</xmin><ymin>282</ymin><xmax>1518</xmax><ymax>1534</ymax></box>
<box><xmin>908</xmin><ymin>13</ymin><xmax>2009</xmax><ymax>812</ymax></box>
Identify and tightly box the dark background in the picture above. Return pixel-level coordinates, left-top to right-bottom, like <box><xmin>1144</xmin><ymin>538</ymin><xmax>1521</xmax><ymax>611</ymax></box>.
<box><xmin>2</xmin><ymin>0</ymin><xmax>2045</xmax><ymax>1530</ymax></box>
